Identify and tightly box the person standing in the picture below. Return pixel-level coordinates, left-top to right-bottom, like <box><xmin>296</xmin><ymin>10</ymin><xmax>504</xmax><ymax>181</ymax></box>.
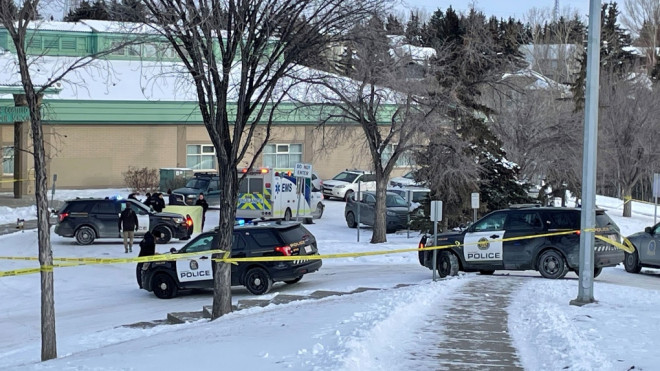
<box><xmin>118</xmin><ymin>203</ymin><xmax>139</xmax><ymax>253</ymax></box>
<box><xmin>195</xmin><ymin>193</ymin><xmax>209</xmax><ymax>231</ymax></box>
<box><xmin>153</xmin><ymin>192</ymin><xmax>166</xmax><ymax>212</ymax></box>
<box><xmin>136</xmin><ymin>230</ymin><xmax>161</xmax><ymax>288</ymax></box>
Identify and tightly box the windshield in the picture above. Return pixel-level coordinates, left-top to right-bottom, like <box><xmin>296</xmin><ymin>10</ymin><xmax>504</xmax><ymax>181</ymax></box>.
<box><xmin>386</xmin><ymin>194</ymin><xmax>408</xmax><ymax>207</ymax></box>
<box><xmin>404</xmin><ymin>171</ymin><xmax>415</xmax><ymax>180</ymax></box>
<box><xmin>332</xmin><ymin>172</ymin><xmax>358</xmax><ymax>183</ymax></box>
<box><xmin>185</xmin><ymin>179</ymin><xmax>209</xmax><ymax>189</ymax></box>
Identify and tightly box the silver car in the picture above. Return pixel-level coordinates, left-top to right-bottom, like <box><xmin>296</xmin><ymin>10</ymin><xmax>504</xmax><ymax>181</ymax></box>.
<box><xmin>624</xmin><ymin>223</ymin><xmax>660</xmax><ymax>273</ymax></box>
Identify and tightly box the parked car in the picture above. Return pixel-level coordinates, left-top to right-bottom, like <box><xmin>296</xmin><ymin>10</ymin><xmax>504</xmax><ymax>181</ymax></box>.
<box><xmin>322</xmin><ymin>170</ymin><xmax>376</xmax><ymax>201</ymax></box>
<box><xmin>344</xmin><ymin>191</ymin><xmax>410</xmax><ymax>233</ymax></box>
<box><xmin>418</xmin><ymin>205</ymin><xmax>623</xmax><ymax>279</ymax></box>
<box><xmin>172</xmin><ymin>172</ymin><xmax>221</xmax><ymax>205</ymax></box>
<box><xmin>389</xmin><ymin>170</ymin><xmax>419</xmax><ymax>188</ymax></box>
<box><xmin>387</xmin><ymin>186</ymin><xmax>430</xmax><ymax>214</ymax></box>
<box><xmin>54</xmin><ymin>198</ymin><xmax>192</xmax><ymax>245</ymax></box>
<box><xmin>141</xmin><ymin>221</ymin><xmax>322</xmax><ymax>298</ymax></box>
<box><xmin>623</xmin><ymin>223</ymin><xmax>660</xmax><ymax>273</ymax></box>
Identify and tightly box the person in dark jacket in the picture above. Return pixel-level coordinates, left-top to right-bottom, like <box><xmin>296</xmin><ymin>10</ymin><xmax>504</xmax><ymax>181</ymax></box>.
<box><xmin>153</xmin><ymin>192</ymin><xmax>166</xmax><ymax>212</ymax></box>
<box><xmin>118</xmin><ymin>203</ymin><xmax>139</xmax><ymax>253</ymax></box>
<box><xmin>128</xmin><ymin>192</ymin><xmax>139</xmax><ymax>201</ymax></box>
<box><xmin>136</xmin><ymin>230</ymin><xmax>161</xmax><ymax>288</ymax></box>
<box><xmin>195</xmin><ymin>193</ymin><xmax>209</xmax><ymax>231</ymax></box>
<box><xmin>143</xmin><ymin>193</ymin><xmax>153</xmax><ymax>207</ymax></box>
<box><xmin>167</xmin><ymin>188</ymin><xmax>183</xmax><ymax>205</ymax></box>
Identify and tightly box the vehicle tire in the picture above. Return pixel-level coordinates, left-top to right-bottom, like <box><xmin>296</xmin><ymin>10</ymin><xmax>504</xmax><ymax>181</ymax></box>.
<box><xmin>244</xmin><ymin>267</ymin><xmax>273</xmax><ymax>295</ymax></box>
<box><xmin>153</xmin><ymin>225</ymin><xmax>172</xmax><ymax>244</ymax></box>
<box><xmin>575</xmin><ymin>267</ymin><xmax>604</xmax><ymax>278</ymax></box>
<box><xmin>624</xmin><ymin>249</ymin><xmax>642</xmax><ymax>273</ymax></box>
<box><xmin>284</xmin><ymin>276</ymin><xmax>303</xmax><ymax>284</ymax></box>
<box><xmin>346</xmin><ymin>212</ymin><xmax>357</xmax><ymax>228</ymax></box>
<box><xmin>312</xmin><ymin>203</ymin><xmax>324</xmax><ymax>219</ymax></box>
<box><xmin>75</xmin><ymin>226</ymin><xmax>96</xmax><ymax>245</ymax></box>
<box><xmin>344</xmin><ymin>190</ymin><xmax>354</xmax><ymax>202</ymax></box>
<box><xmin>537</xmin><ymin>250</ymin><xmax>569</xmax><ymax>279</ymax></box>
<box><xmin>436</xmin><ymin>251</ymin><xmax>459</xmax><ymax>278</ymax></box>
<box><xmin>284</xmin><ymin>208</ymin><xmax>292</xmax><ymax>221</ymax></box>
<box><xmin>151</xmin><ymin>273</ymin><xmax>178</xmax><ymax>299</ymax></box>
<box><xmin>479</xmin><ymin>270</ymin><xmax>495</xmax><ymax>275</ymax></box>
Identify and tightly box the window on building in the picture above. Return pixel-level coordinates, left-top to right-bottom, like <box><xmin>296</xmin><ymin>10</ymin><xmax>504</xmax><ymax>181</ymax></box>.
<box><xmin>110</xmin><ymin>41</ymin><xmax>125</xmax><ymax>56</ymax></box>
<box><xmin>2</xmin><ymin>146</ymin><xmax>13</xmax><ymax>175</ymax></box>
<box><xmin>186</xmin><ymin>144</ymin><xmax>217</xmax><ymax>170</ymax></box>
<box><xmin>381</xmin><ymin>144</ymin><xmax>414</xmax><ymax>167</ymax></box>
<box><xmin>263</xmin><ymin>143</ymin><xmax>302</xmax><ymax>168</ymax></box>
<box><xmin>142</xmin><ymin>43</ymin><xmax>157</xmax><ymax>58</ymax></box>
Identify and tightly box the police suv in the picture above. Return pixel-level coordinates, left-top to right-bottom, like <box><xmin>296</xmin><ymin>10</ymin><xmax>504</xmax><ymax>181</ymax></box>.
<box><xmin>140</xmin><ymin>221</ymin><xmax>322</xmax><ymax>298</ymax></box>
<box><xmin>54</xmin><ymin>198</ymin><xmax>192</xmax><ymax>244</ymax></box>
<box><xmin>418</xmin><ymin>205</ymin><xmax>624</xmax><ymax>279</ymax></box>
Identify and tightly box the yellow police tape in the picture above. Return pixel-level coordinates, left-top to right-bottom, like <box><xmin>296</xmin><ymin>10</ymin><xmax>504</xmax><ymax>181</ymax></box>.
<box><xmin>0</xmin><ymin>230</ymin><xmax>636</xmax><ymax>277</ymax></box>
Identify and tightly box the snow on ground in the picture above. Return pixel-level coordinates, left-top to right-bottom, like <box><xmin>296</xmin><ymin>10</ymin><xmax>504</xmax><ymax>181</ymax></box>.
<box><xmin>0</xmin><ymin>190</ymin><xmax>659</xmax><ymax>370</ymax></box>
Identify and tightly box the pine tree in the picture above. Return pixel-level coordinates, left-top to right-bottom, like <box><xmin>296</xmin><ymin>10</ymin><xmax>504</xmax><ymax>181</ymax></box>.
<box><xmin>405</xmin><ymin>11</ymin><xmax>422</xmax><ymax>46</ymax></box>
<box><xmin>386</xmin><ymin>14</ymin><xmax>404</xmax><ymax>35</ymax></box>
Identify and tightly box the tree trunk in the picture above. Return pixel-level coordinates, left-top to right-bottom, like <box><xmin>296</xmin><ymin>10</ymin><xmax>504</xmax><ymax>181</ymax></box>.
<box><xmin>623</xmin><ymin>186</ymin><xmax>632</xmax><ymax>217</ymax></box>
<box><xmin>211</xmin><ymin>164</ymin><xmax>238</xmax><ymax>319</ymax></box>
<box><xmin>371</xmin><ymin>178</ymin><xmax>388</xmax><ymax>243</ymax></box>
<box><xmin>28</xmin><ymin>94</ymin><xmax>57</xmax><ymax>361</ymax></box>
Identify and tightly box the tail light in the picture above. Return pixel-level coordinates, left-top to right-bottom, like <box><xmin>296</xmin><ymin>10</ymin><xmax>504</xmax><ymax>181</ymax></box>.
<box><xmin>418</xmin><ymin>235</ymin><xmax>428</xmax><ymax>249</ymax></box>
<box><xmin>275</xmin><ymin>245</ymin><xmax>292</xmax><ymax>256</ymax></box>
<box><xmin>185</xmin><ymin>214</ymin><xmax>193</xmax><ymax>227</ymax></box>
<box><xmin>58</xmin><ymin>212</ymin><xmax>69</xmax><ymax>222</ymax></box>
<box><xmin>575</xmin><ymin>230</ymin><xmax>581</xmax><ymax>235</ymax></box>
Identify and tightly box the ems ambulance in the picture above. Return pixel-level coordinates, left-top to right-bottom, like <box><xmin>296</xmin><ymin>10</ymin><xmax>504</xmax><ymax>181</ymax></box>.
<box><xmin>236</xmin><ymin>168</ymin><xmax>323</xmax><ymax>222</ymax></box>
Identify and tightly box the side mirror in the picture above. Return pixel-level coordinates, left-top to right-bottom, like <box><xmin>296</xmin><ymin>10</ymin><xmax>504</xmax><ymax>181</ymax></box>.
<box><xmin>645</xmin><ymin>227</ymin><xmax>653</xmax><ymax>234</ymax></box>
<box><xmin>170</xmin><ymin>247</ymin><xmax>177</xmax><ymax>253</ymax></box>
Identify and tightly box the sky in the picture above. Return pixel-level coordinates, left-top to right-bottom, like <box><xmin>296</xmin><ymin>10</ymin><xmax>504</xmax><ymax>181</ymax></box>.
<box><xmin>1</xmin><ymin>189</ymin><xmax>659</xmax><ymax>370</ymax></box>
<box><xmin>398</xmin><ymin>0</ymin><xmax>592</xmax><ymax>22</ymax></box>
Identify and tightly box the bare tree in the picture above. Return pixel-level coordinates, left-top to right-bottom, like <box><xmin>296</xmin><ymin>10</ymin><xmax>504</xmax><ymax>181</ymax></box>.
<box><xmin>141</xmin><ymin>0</ymin><xmax>385</xmax><ymax>317</ymax></box>
<box><xmin>621</xmin><ymin>0</ymin><xmax>660</xmax><ymax>71</ymax></box>
<box><xmin>308</xmin><ymin>15</ymin><xmax>432</xmax><ymax>243</ymax></box>
<box><xmin>598</xmin><ymin>70</ymin><xmax>660</xmax><ymax>217</ymax></box>
<box><xmin>1</xmin><ymin>1</ymin><xmax>147</xmax><ymax>360</ymax></box>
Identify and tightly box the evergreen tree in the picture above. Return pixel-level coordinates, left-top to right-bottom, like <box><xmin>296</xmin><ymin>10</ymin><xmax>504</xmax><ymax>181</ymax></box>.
<box><xmin>571</xmin><ymin>2</ymin><xmax>636</xmax><ymax>110</ymax></box>
<box><xmin>64</xmin><ymin>0</ymin><xmax>110</xmax><ymax>21</ymax></box>
<box><xmin>405</xmin><ymin>11</ymin><xmax>422</xmax><ymax>46</ymax></box>
<box><xmin>385</xmin><ymin>14</ymin><xmax>404</xmax><ymax>35</ymax></box>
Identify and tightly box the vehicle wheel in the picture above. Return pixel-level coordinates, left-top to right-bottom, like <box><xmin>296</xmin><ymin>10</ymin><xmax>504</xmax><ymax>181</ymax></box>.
<box><xmin>537</xmin><ymin>250</ymin><xmax>569</xmax><ymax>279</ymax></box>
<box><xmin>575</xmin><ymin>267</ymin><xmax>604</xmax><ymax>278</ymax></box>
<box><xmin>244</xmin><ymin>267</ymin><xmax>273</xmax><ymax>295</ymax></box>
<box><xmin>346</xmin><ymin>212</ymin><xmax>357</xmax><ymax>228</ymax></box>
<box><xmin>479</xmin><ymin>270</ymin><xmax>495</xmax><ymax>275</ymax></box>
<box><xmin>152</xmin><ymin>273</ymin><xmax>178</xmax><ymax>299</ymax></box>
<box><xmin>436</xmin><ymin>251</ymin><xmax>459</xmax><ymax>278</ymax></box>
<box><xmin>344</xmin><ymin>190</ymin><xmax>354</xmax><ymax>202</ymax></box>
<box><xmin>624</xmin><ymin>249</ymin><xmax>642</xmax><ymax>273</ymax></box>
<box><xmin>153</xmin><ymin>225</ymin><xmax>172</xmax><ymax>244</ymax></box>
<box><xmin>283</xmin><ymin>208</ymin><xmax>292</xmax><ymax>221</ymax></box>
<box><xmin>312</xmin><ymin>203</ymin><xmax>324</xmax><ymax>219</ymax></box>
<box><xmin>284</xmin><ymin>276</ymin><xmax>303</xmax><ymax>284</ymax></box>
<box><xmin>75</xmin><ymin>226</ymin><xmax>96</xmax><ymax>245</ymax></box>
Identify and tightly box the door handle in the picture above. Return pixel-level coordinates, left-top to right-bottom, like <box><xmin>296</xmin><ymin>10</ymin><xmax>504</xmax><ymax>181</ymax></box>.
<box><xmin>200</xmin><ymin>256</ymin><xmax>208</xmax><ymax>260</ymax></box>
<box><xmin>490</xmin><ymin>234</ymin><xmax>500</xmax><ymax>239</ymax></box>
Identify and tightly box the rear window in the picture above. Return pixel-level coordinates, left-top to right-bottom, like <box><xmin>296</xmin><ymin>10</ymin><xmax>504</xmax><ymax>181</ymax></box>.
<box><xmin>279</xmin><ymin>225</ymin><xmax>311</xmax><ymax>243</ymax></box>
<box><xmin>546</xmin><ymin>211</ymin><xmax>580</xmax><ymax>229</ymax></box>
<box><xmin>250</xmin><ymin>230</ymin><xmax>281</xmax><ymax>247</ymax></box>
<box><xmin>90</xmin><ymin>202</ymin><xmax>116</xmax><ymax>214</ymax></box>
<box><xmin>63</xmin><ymin>201</ymin><xmax>90</xmax><ymax>213</ymax></box>
<box><xmin>596</xmin><ymin>211</ymin><xmax>619</xmax><ymax>232</ymax></box>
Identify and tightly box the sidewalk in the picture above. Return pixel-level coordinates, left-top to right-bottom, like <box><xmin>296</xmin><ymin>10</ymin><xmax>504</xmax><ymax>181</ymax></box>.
<box><xmin>0</xmin><ymin>193</ymin><xmax>62</xmax><ymax>236</ymax></box>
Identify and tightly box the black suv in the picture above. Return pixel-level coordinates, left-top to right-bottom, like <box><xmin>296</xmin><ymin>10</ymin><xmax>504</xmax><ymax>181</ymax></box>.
<box><xmin>141</xmin><ymin>221</ymin><xmax>322</xmax><ymax>298</ymax></box>
<box><xmin>54</xmin><ymin>198</ymin><xmax>192</xmax><ymax>245</ymax></box>
<box><xmin>418</xmin><ymin>206</ymin><xmax>624</xmax><ymax>279</ymax></box>
<box><xmin>172</xmin><ymin>172</ymin><xmax>221</xmax><ymax>205</ymax></box>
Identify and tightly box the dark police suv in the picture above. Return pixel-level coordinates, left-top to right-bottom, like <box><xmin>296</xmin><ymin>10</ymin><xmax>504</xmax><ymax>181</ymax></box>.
<box><xmin>54</xmin><ymin>198</ymin><xmax>192</xmax><ymax>245</ymax></box>
<box><xmin>141</xmin><ymin>221</ymin><xmax>322</xmax><ymax>298</ymax></box>
<box><xmin>624</xmin><ymin>222</ymin><xmax>660</xmax><ymax>273</ymax></box>
<box><xmin>418</xmin><ymin>205</ymin><xmax>623</xmax><ymax>279</ymax></box>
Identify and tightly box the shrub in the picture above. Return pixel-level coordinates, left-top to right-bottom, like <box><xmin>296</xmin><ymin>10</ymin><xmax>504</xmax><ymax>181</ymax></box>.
<box><xmin>123</xmin><ymin>167</ymin><xmax>159</xmax><ymax>193</ymax></box>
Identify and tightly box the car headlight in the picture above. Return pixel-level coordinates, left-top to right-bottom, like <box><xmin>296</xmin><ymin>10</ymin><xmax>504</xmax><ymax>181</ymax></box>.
<box><xmin>335</xmin><ymin>185</ymin><xmax>345</xmax><ymax>189</ymax></box>
<box><xmin>386</xmin><ymin>211</ymin><xmax>396</xmax><ymax>216</ymax></box>
<box><xmin>173</xmin><ymin>217</ymin><xmax>183</xmax><ymax>224</ymax></box>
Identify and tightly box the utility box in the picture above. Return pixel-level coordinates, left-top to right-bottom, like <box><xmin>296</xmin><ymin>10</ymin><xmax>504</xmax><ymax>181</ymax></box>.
<box><xmin>159</xmin><ymin>168</ymin><xmax>193</xmax><ymax>192</ymax></box>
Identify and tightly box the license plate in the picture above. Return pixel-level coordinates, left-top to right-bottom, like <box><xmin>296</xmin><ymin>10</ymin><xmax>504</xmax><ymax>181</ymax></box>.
<box><xmin>304</xmin><ymin>245</ymin><xmax>312</xmax><ymax>254</ymax></box>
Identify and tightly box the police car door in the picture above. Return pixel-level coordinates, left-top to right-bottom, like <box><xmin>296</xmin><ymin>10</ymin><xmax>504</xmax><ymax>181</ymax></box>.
<box><xmin>176</xmin><ymin>234</ymin><xmax>215</xmax><ymax>286</ymax></box>
<box><xmin>121</xmin><ymin>200</ymin><xmax>150</xmax><ymax>236</ymax></box>
<box><xmin>463</xmin><ymin>212</ymin><xmax>506</xmax><ymax>266</ymax></box>
<box><xmin>502</xmin><ymin>211</ymin><xmax>544</xmax><ymax>268</ymax></box>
